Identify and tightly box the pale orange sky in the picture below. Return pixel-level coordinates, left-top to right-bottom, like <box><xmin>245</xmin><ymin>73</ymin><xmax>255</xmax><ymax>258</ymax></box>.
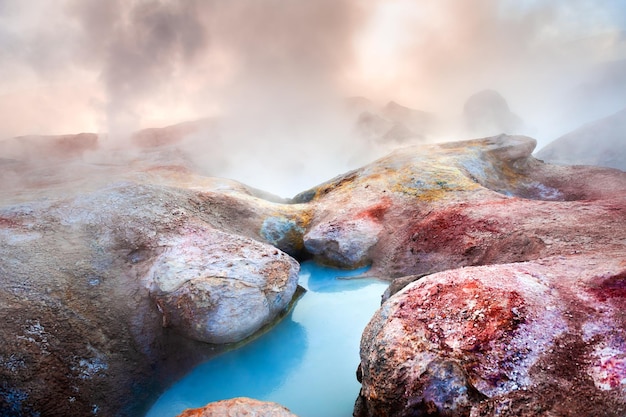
<box><xmin>0</xmin><ymin>0</ymin><xmax>625</xmax><ymax>140</ymax></box>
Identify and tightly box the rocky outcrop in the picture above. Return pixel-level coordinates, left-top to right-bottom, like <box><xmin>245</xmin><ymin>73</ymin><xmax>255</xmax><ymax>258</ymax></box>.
<box><xmin>291</xmin><ymin>134</ymin><xmax>626</xmax><ymax>416</ymax></box>
<box><xmin>355</xmin><ymin>254</ymin><xmax>626</xmax><ymax>416</ymax></box>
<box><xmin>0</xmin><ymin>157</ymin><xmax>307</xmax><ymax>415</ymax></box>
<box><xmin>326</xmin><ymin>136</ymin><xmax>626</xmax><ymax>416</ymax></box>
<box><xmin>131</xmin><ymin>118</ymin><xmax>217</xmax><ymax>149</ymax></box>
<box><xmin>536</xmin><ymin>107</ymin><xmax>626</xmax><ymax>171</ymax></box>
<box><xmin>176</xmin><ymin>397</ymin><xmax>298</xmax><ymax>417</ymax></box>
<box><xmin>351</xmin><ymin>100</ymin><xmax>434</xmax><ymax>144</ymax></box>
<box><xmin>2</xmin><ymin>131</ymin><xmax>625</xmax><ymax>416</ymax></box>
<box><xmin>382</xmin><ymin>101</ymin><xmax>434</xmax><ymax>141</ymax></box>
<box><xmin>297</xmin><ymin>135</ymin><xmax>626</xmax><ymax>277</ymax></box>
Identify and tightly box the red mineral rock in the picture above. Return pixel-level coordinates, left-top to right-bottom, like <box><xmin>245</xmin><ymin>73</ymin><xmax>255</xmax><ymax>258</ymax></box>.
<box><xmin>356</xmin><ymin>254</ymin><xmax>626</xmax><ymax>416</ymax></box>
<box><xmin>177</xmin><ymin>397</ymin><xmax>298</xmax><ymax>417</ymax></box>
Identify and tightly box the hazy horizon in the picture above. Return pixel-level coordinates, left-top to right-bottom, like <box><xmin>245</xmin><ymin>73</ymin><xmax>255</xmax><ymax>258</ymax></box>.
<box><xmin>1</xmin><ymin>0</ymin><xmax>625</xmax><ymax>197</ymax></box>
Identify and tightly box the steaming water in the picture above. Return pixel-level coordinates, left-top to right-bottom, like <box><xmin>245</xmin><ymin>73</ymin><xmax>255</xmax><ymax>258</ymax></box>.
<box><xmin>145</xmin><ymin>261</ymin><xmax>388</xmax><ymax>417</ymax></box>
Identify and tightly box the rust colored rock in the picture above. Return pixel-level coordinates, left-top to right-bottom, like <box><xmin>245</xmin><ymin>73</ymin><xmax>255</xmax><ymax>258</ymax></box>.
<box><xmin>355</xmin><ymin>254</ymin><xmax>626</xmax><ymax>417</ymax></box>
<box><xmin>177</xmin><ymin>397</ymin><xmax>298</xmax><ymax>417</ymax></box>
<box><xmin>299</xmin><ymin>134</ymin><xmax>626</xmax><ymax>274</ymax></box>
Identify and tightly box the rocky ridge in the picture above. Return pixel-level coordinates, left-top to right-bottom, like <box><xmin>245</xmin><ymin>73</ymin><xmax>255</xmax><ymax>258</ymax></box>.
<box><xmin>293</xmin><ymin>134</ymin><xmax>625</xmax><ymax>416</ymax></box>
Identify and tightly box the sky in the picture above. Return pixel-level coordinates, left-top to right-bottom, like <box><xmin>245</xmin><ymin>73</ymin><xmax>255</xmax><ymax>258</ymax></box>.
<box><xmin>1</xmin><ymin>0</ymin><xmax>625</xmax><ymax>196</ymax></box>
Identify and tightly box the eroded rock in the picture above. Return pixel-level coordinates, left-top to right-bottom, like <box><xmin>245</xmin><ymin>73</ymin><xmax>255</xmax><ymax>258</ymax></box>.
<box><xmin>148</xmin><ymin>228</ymin><xmax>299</xmax><ymax>344</ymax></box>
<box><xmin>355</xmin><ymin>254</ymin><xmax>626</xmax><ymax>417</ymax></box>
<box><xmin>299</xmin><ymin>135</ymin><xmax>626</xmax><ymax>274</ymax></box>
<box><xmin>0</xmin><ymin>161</ymin><xmax>307</xmax><ymax>415</ymax></box>
<box><xmin>176</xmin><ymin>397</ymin><xmax>299</xmax><ymax>417</ymax></box>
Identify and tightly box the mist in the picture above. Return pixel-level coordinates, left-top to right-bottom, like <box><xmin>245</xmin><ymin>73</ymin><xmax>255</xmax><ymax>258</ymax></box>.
<box><xmin>1</xmin><ymin>0</ymin><xmax>625</xmax><ymax>197</ymax></box>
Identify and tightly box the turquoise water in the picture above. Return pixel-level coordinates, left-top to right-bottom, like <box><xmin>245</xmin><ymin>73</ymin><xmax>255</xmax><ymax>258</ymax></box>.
<box><xmin>145</xmin><ymin>261</ymin><xmax>388</xmax><ymax>417</ymax></box>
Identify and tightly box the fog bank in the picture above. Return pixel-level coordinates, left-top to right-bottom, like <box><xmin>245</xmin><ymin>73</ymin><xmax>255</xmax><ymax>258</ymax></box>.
<box><xmin>1</xmin><ymin>0</ymin><xmax>625</xmax><ymax>196</ymax></box>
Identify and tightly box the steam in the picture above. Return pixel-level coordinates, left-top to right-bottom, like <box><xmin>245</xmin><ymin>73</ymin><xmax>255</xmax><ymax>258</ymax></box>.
<box><xmin>0</xmin><ymin>0</ymin><xmax>625</xmax><ymax>196</ymax></box>
<box><xmin>351</xmin><ymin>0</ymin><xmax>626</xmax><ymax>141</ymax></box>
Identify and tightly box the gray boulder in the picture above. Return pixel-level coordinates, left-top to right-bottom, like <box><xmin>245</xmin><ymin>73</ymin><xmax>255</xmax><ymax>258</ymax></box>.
<box><xmin>148</xmin><ymin>228</ymin><xmax>299</xmax><ymax>344</ymax></box>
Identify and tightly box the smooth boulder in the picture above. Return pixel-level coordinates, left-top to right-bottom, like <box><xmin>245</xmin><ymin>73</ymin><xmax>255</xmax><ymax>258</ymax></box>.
<box><xmin>148</xmin><ymin>228</ymin><xmax>299</xmax><ymax>344</ymax></box>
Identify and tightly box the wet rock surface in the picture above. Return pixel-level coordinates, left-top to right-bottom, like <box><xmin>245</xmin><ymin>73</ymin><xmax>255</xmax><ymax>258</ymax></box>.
<box><xmin>176</xmin><ymin>397</ymin><xmax>299</xmax><ymax>417</ymax></box>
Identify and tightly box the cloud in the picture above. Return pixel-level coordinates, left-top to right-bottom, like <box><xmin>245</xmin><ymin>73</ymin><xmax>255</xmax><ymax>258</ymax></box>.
<box><xmin>0</xmin><ymin>0</ymin><xmax>624</xmax><ymax>195</ymax></box>
<box><xmin>2</xmin><ymin>0</ymin><xmax>624</xmax><ymax>139</ymax></box>
<box><xmin>350</xmin><ymin>0</ymin><xmax>626</xmax><ymax>141</ymax></box>
<box><xmin>64</xmin><ymin>0</ymin><xmax>364</xmax><ymax>138</ymax></box>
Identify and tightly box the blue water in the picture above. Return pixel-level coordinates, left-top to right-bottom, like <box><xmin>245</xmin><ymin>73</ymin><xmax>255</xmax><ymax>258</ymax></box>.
<box><xmin>146</xmin><ymin>261</ymin><xmax>388</xmax><ymax>417</ymax></box>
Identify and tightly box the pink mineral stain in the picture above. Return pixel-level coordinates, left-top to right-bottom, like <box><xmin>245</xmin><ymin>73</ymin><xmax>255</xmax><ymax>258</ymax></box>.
<box><xmin>588</xmin><ymin>271</ymin><xmax>626</xmax><ymax>305</ymax></box>
<box><xmin>395</xmin><ymin>279</ymin><xmax>525</xmax><ymax>352</ymax></box>
<box><xmin>356</xmin><ymin>197</ymin><xmax>392</xmax><ymax>222</ymax></box>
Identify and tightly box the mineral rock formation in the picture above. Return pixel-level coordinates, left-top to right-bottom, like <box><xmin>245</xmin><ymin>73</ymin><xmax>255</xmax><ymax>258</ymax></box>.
<box><xmin>176</xmin><ymin>397</ymin><xmax>299</xmax><ymax>417</ymax></box>
<box><xmin>298</xmin><ymin>134</ymin><xmax>626</xmax><ymax>277</ymax></box>
<box><xmin>355</xmin><ymin>254</ymin><xmax>626</xmax><ymax>416</ymax></box>
<box><xmin>0</xmin><ymin>156</ymin><xmax>306</xmax><ymax>415</ymax></box>
<box><xmin>336</xmin><ymin>136</ymin><xmax>626</xmax><ymax>416</ymax></box>
<box><xmin>1</xmin><ymin>130</ymin><xmax>625</xmax><ymax>416</ymax></box>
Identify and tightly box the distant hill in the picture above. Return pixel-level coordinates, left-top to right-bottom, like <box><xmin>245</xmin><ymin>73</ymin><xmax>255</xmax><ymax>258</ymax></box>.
<box><xmin>350</xmin><ymin>99</ymin><xmax>435</xmax><ymax>144</ymax></box>
<box><xmin>0</xmin><ymin>132</ymin><xmax>99</xmax><ymax>161</ymax></box>
<box><xmin>463</xmin><ymin>89</ymin><xmax>523</xmax><ymax>136</ymax></box>
<box><xmin>535</xmin><ymin>108</ymin><xmax>626</xmax><ymax>171</ymax></box>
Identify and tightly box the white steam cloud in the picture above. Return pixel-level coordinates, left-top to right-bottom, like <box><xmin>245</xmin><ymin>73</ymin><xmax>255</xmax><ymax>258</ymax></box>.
<box><xmin>0</xmin><ymin>0</ymin><xmax>625</xmax><ymax>196</ymax></box>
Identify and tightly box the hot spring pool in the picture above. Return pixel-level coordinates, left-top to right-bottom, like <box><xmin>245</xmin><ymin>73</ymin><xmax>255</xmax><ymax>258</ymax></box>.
<box><xmin>145</xmin><ymin>261</ymin><xmax>388</xmax><ymax>417</ymax></box>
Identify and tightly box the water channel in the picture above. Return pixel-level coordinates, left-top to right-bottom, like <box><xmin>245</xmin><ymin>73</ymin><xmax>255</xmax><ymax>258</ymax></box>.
<box><xmin>146</xmin><ymin>261</ymin><xmax>388</xmax><ymax>417</ymax></box>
